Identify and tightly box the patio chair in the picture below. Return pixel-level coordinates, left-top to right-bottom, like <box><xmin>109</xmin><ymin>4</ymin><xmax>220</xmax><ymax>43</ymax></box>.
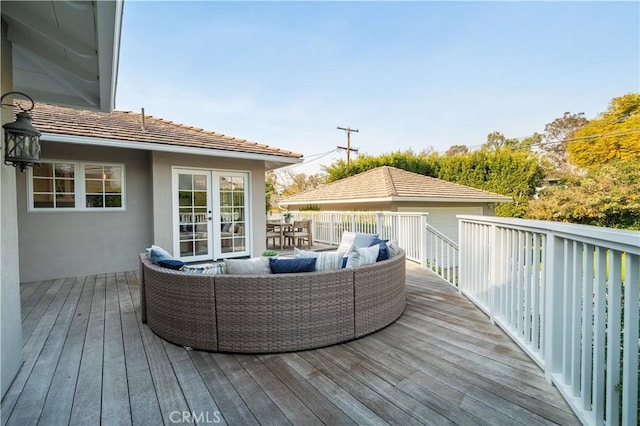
<box><xmin>284</xmin><ymin>220</ymin><xmax>312</xmax><ymax>249</ymax></box>
<box><xmin>266</xmin><ymin>222</ymin><xmax>283</xmax><ymax>249</ymax></box>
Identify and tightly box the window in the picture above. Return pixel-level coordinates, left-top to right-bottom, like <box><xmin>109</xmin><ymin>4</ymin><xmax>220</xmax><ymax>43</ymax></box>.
<box><xmin>28</xmin><ymin>160</ymin><xmax>125</xmax><ymax>211</ymax></box>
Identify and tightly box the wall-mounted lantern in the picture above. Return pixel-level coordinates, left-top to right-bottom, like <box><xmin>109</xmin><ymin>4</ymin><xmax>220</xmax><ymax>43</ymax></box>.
<box><xmin>1</xmin><ymin>91</ymin><xmax>41</xmax><ymax>172</ymax></box>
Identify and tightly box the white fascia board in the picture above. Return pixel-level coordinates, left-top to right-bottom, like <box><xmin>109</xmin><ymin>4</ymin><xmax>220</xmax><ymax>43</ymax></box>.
<box><xmin>96</xmin><ymin>0</ymin><xmax>124</xmax><ymax>112</ymax></box>
<box><xmin>41</xmin><ymin>133</ymin><xmax>303</xmax><ymax>165</ymax></box>
<box><xmin>390</xmin><ymin>196</ymin><xmax>512</xmax><ymax>203</ymax></box>
<box><xmin>281</xmin><ymin>196</ymin><xmax>510</xmax><ymax>206</ymax></box>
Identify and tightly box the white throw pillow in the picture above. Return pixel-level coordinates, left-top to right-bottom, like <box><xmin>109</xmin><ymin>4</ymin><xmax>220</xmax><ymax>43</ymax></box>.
<box><xmin>224</xmin><ymin>257</ymin><xmax>272</xmax><ymax>275</ymax></box>
<box><xmin>294</xmin><ymin>248</ymin><xmax>345</xmax><ymax>271</ymax></box>
<box><xmin>346</xmin><ymin>244</ymin><xmax>380</xmax><ymax>268</ymax></box>
<box><xmin>387</xmin><ymin>239</ymin><xmax>400</xmax><ymax>258</ymax></box>
<box><xmin>181</xmin><ymin>263</ymin><xmax>221</xmax><ymax>275</ymax></box>
<box><xmin>337</xmin><ymin>231</ymin><xmax>378</xmax><ymax>254</ymax></box>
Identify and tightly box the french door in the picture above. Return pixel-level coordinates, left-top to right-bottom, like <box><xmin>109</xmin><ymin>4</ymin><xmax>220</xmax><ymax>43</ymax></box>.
<box><xmin>173</xmin><ymin>169</ymin><xmax>249</xmax><ymax>262</ymax></box>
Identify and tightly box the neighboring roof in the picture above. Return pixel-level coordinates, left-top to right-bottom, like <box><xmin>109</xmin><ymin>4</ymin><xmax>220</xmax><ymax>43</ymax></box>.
<box><xmin>2</xmin><ymin>0</ymin><xmax>123</xmax><ymax>111</ymax></box>
<box><xmin>30</xmin><ymin>102</ymin><xmax>303</xmax><ymax>165</ymax></box>
<box><xmin>280</xmin><ymin>166</ymin><xmax>512</xmax><ymax>205</ymax></box>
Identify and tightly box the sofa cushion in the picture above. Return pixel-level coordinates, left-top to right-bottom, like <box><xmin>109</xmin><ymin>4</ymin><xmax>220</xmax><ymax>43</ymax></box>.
<box><xmin>158</xmin><ymin>259</ymin><xmax>185</xmax><ymax>270</ymax></box>
<box><xmin>149</xmin><ymin>245</ymin><xmax>173</xmax><ymax>265</ymax></box>
<box><xmin>269</xmin><ymin>257</ymin><xmax>317</xmax><ymax>274</ymax></box>
<box><xmin>337</xmin><ymin>231</ymin><xmax>378</xmax><ymax>254</ymax></box>
<box><xmin>224</xmin><ymin>257</ymin><xmax>272</xmax><ymax>275</ymax></box>
<box><xmin>294</xmin><ymin>248</ymin><xmax>345</xmax><ymax>271</ymax></box>
<box><xmin>346</xmin><ymin>244</ymin><xmax>380</xmax><ymax>268</ymax></box>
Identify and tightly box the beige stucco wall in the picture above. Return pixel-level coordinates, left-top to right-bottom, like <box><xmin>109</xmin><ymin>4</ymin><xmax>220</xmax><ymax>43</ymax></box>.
<box><xmin>16</xmin><ymin>142</ymin><xmax>153</xmax><ymax>282</ymax></box>
<box><xmin>150</xmin><ymin>151</ymin><xmax>266</xmax><ymax>258</ymax></box>
<box><xmin>1</xmin><ymin>17</ymin><xmax>24</xmax><ymax>399</ymax></box>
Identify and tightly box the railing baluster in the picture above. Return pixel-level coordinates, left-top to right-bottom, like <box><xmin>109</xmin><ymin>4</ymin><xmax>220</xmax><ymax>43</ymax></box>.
<box><xmin>593</xmin><ymin>246</ymin><xmax>607</xmax><ymax>424</ymax></box>
<box><xmin>606</xmin><ymin>251</ymin><xmax>622</xmax><ymax>425</ymax></box>
<box><xmin>581</xmin><ymin>243</ymin><xmax>594</xmax><ymax>410</ymax></box>
<box><xmin>621</xmin><ymin>254</ymin><xmax>639</xmax><ymax>426</ymax></box>
<box><xmin>571</xmin><ymin>241</ymin><xmax>582</xmax><ymax>397</ymax></box>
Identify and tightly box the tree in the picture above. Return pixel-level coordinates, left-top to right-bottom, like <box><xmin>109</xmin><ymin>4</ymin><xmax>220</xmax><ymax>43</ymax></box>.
<box><xmin>323</xmin><ymin>147</ymin><xmax>545</xmax><ymax>218</ymax></box>
<box><xmin>482</xmin><ymin>131</ymin><xmax>522</xmax><ymax>151</ymax></box>
<box><xmin>323</xmin><ymin>150</ymin><xmax>439</xmax><ymax>183</ymax></box>
<box><xmin>445</xmin><ymin>144</ymin><xmax>469</xmax><ymax>156</ymax></box>
<box><xmin>265</xmin><ymin>171</ymin><xmax>277</xmax><ymax>216</ymax></box>
<box><xmin>567</xmin><ymin>93</ymin><xmax>640</xmax><ymax>168</ymax></box>
<box><xmin>278</xmin><ymin>170</ymin><xmax>325</xmax><ymax>198</ymax></box>
<box><xmin>527</xmin><ymin>160</ymin><xmax>640</xmax><ymax>229</ymax></box>
<box><xmin>540</xmin><ymin>112</ymin><xmax>588</xmax><ymax>174</ymax></box>
<box><xmin>437</xmin><ymin>148</ymin><xmax>545</xmax><ymax>217</ymax></box>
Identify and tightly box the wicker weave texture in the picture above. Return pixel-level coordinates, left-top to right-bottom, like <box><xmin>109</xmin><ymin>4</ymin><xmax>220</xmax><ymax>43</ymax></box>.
<box><xmin>354</xmin><ymin>250</ymin><xmax>407</xmax><ymax>338</ymax></box>
<box><xmin>215</xmin><ymin>268</ymin><xmax>355</xmax><ymax>353</ymax></box>
<box><xmin>141</xmin><ymin>257</ymin><xmax>218</xmax><ymax>351</ymax></box>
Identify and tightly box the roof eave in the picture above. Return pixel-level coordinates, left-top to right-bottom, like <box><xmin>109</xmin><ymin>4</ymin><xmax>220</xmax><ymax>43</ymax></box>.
<box><xmin>41</xmin><ymin>133</ymin><xmax>304</xmax><ymax>165</ymax></box>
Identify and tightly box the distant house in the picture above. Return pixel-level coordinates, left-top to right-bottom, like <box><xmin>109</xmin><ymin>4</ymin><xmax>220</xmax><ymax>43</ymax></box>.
<box><xmin>17</xmin><ymin>103</ymin><xmax>302</xmax><ymax>282</ymax></box>
<box><xmin>279</xmin><ymin>166</ymin><xmax>511</xmax><ymax>242</ymax></box>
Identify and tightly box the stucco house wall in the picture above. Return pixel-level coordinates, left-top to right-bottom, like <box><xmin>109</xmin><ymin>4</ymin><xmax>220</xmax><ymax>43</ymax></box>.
<box><xmin>1</xmin><ymin>18</ymin><xmax>23</xmax><ymax>399</ymax></box>
<box><xmin>16</xmin><ymin>142</ymin><xmax>153</xmax><ymax>283</ymax></box>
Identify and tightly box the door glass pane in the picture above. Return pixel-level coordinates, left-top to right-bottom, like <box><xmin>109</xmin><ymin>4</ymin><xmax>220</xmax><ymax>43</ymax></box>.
<box><xmin>218</xmin><ymin>174</ymin><xmax>247</xmax><ymax>254</ymax></box>
<box><xmin>177</xmin><ymin>172</ymin><xmax>209</xmax><ymax>259</ymax></box>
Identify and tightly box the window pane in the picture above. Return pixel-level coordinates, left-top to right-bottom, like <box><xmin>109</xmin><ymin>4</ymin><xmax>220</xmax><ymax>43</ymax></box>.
<box><xmin>179</xmin><ymin>174</ymin><xmax>192</xmax><ymax>190</ymax></box>
<box><xmin>55</xmin><ymin>164</ymin><xmax>74</xmax><ymax>178</ymax></box>
<box><xmin>84</xmin><ymin>165</ymin><xmax>103</xmax><ymax>179</ymax></box>
<box><xmin>85</xmin><ymin>180</ymin><xmax>104</xmax><ymax>193</ymax></box>
<box><xmin>178</xmin><ymin>191</ymin><xmax>192</xmax><ymax>206</ymax></box>
<box><xmin>86</xmin><ymin>195</ymin><xmax>103</xmax><ymax>208</ymax></box>
<box><xmin>104</xmin><ymin>166</ymin><xmax>121</xmax><ymax>181</ymax></box>
<box><xmin>195</xmin><ymin>240</ymin><xmax>208</xmax><ymax>255</ymax></box>
<box><xmin>33</xmin><ymin>178</ymin><xmax>53</xmax><ymax>192</ymax></box>
<box><xmin>56</xmin><ymin>178</ymin><xmax>75</xmax><ymax>193</ymax></box>
<box><xmin>105</xmin><ymin>195</ymin><xmax>122</xmax><ymax>208</ymax></box>
<box><xmin>33</xmin><ymin>163</ymin><xmax>53</xmax><ymax>177</ymax></box>
<box><xmin>104</xmin><ymin>181</ymin><xmax>121</xmax><ymax>193</ymax></box>
<box><xmin>56</xmin><ymin>193</ymin><xmax>75</xmax><ymax>208</ymax></box>
<box><xmin>193</xmin><ymin>175</ymin><xmax>207</xmax><ymax>191</ymax></box>
<box><xmin>194</xmin><ymin>191</ymin><xmax>207</xmax><ymax>206</ymax></box>
<box><xmin>232</xmin><ymin>176</ymin><xmax>244</xmax><ymax>189</ymax></box>
<box><xmin>33</xmin><ymin>193</ymin><xmax>54</xmax><ymax>208</ymax></box>
<box><xmin>180</xmin><ymin>241</ymin><xmax>194</xmax><ymax>257</ymax></box>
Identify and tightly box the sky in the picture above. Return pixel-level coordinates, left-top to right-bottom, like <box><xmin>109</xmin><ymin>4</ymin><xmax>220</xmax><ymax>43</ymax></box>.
<box><xmin>116</xmin><ymin>1</ymin><xmax>640</xmax><ymax>174</ymax></box>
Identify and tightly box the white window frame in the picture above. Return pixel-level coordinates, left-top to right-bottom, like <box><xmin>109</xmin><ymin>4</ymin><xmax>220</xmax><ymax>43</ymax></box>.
<box><xmin>27</xmin><ymin>159</ymin><xmax>126</xmax><ymax>212</ymax></box>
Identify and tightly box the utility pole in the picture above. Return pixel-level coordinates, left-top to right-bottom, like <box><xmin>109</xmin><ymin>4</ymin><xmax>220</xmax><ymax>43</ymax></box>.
<box><xmin>337</xmin><ymin>126</ymin><xmax>359</xmax><ymax>165</ymax></box>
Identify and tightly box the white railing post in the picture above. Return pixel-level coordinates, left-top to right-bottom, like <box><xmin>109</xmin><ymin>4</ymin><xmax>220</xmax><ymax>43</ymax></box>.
<box><xmin>376</xmin><ymin>212</ymin><xmax>384</xmax><ymax>239</ymax></box>
<box><xmin>458</xmin><ymin>219</ymin><xmax>466</xmax><ymax>294</ymax></box>
<box><xmin>543</xmin><ymin>233</ymin><xmax>564</xmax><ymax>383</ymax></box>
<box><xmin>420</xmin><ymin>214</ymin><xmax>428</xmax><ymax>268</ymax></box>
<box><xmin>488</xmin><ymin>224</ymin><xmax>500</xmax><ymax>323</ymax></box>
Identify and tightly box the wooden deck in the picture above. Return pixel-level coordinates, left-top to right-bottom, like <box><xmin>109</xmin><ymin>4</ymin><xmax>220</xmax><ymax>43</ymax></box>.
<box><xmin>1</xmin><ymin>262</ymin><xmax>579</xmax><ymax>425</ymax></box>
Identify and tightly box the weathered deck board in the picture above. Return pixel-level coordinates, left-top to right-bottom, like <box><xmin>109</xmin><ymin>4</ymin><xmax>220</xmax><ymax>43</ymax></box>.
<box><xmin>1</xmin><ymin>263</ymin><xmax>580</xmax><ymax>425</ymax></box>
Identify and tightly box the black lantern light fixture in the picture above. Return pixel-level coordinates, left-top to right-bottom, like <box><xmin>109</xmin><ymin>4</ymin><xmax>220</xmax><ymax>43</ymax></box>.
<box><xmin>1</xmin><ymin>91</ymin><xmax>41</xmax><ymax>172</ymax></box>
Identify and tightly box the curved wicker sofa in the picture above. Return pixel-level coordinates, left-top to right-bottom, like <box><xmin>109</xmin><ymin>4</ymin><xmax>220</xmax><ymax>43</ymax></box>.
<box><xmin>139</xmin><ymin>249</ymin><xmax>406</xmax><ymax>353</ymax></box>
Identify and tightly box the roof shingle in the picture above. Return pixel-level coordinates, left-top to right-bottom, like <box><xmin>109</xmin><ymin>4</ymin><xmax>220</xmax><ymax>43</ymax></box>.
<box><xmin>281</xmin><ymin>166</ymin><xmax>512</xmax><ymax>204</ymax></box>
<box><xmin>30</xmin><ymin>103</ymin><xmax>302</xmax><ymax>159</ymax></box>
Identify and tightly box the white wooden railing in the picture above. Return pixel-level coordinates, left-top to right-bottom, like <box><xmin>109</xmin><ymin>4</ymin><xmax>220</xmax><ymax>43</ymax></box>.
<box><xmin>291</xmin><ymin>211</ymin><xmax>459</xmax><ymax>286</ymax></box>
<box><xmin>458</xmin><ymin>215</ymin><xmax>639</xmax><ymax>426</ymax></box>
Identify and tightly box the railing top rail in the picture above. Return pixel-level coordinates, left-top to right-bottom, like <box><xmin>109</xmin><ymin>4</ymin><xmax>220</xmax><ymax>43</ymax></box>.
<box><xmin>457</xmin><ymin>215</ymin><xmax>640</xmax><ymax>254</ymax></box>
<box><xmin>301</xmin><ymin>211</ymin><xmax>428</xmax><ymax>217</ymax></box>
